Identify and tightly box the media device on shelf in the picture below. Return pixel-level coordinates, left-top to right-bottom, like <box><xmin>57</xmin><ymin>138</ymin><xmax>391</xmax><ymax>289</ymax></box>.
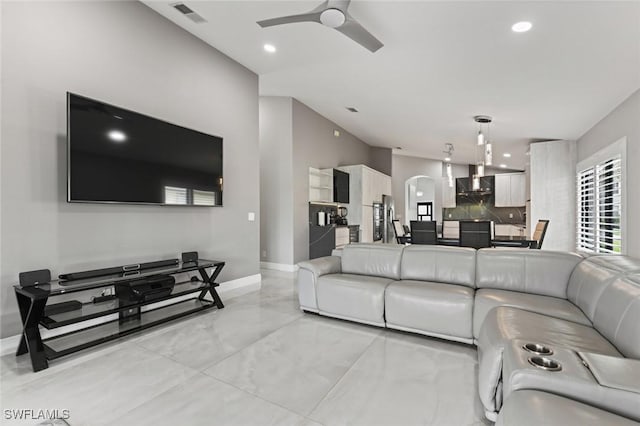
<box><xmin>67</xmin><ymin>92</ymin><xmax>223</xmax><ymax>206</ymax></box>
<box><xmin>58</xmin><ymin>258</ymin><xmax>180</xmax><ymax>281</ymax></box>
<box><xmin>181</xmin><ymin>251</ymin><xmax>199</xmax><ymax>263</ymax></box>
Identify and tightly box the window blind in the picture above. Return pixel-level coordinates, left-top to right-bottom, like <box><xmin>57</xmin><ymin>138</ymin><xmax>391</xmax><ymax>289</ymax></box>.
<box><xmin>577</xmin><ymin>156</ymin><xmax>622</xmax><ymax>254</ymax></box>
<box><xmin>164</xmin><ymin>186</ymin><xmax>188</xmax><ymax>205</ymax></box>
<box><xmin>192</xmin><ymin>189</ymin><xmax>216</xmax><ymax>206</ymax></box>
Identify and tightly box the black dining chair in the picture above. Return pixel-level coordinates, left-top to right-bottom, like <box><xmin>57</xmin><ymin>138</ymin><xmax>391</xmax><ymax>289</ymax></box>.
<box><xmin>459</xmin><ymin>221</ymin><xmax>492</xmax><ymax>249</ymax></box>
<box><xmin>410</xmin><ymin>221</ymin><xmax>437</xmax><ymax>245</ymax></box>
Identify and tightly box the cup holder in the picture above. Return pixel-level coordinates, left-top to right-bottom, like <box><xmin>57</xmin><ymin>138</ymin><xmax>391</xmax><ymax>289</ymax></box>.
<box><xmin>522</xmin><ymin>343</ymin><xmax>554</xmax><ymax>356</ymax></box>
<box><xmin>528</xmin><ymin>356</ymin><xmax>562</xmax><ymax>372</ymax></box>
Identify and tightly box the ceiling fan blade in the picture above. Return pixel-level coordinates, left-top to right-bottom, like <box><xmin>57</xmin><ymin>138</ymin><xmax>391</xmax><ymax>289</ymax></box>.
<box><xmin>257</xmin><ymin>12</ymin><xmax>321</xmax><ymax>28</ymax></box>
<box><xmin>336</xmin><ymin>15</ymin><xmax>383</xmax><ymax>52</ymax></box>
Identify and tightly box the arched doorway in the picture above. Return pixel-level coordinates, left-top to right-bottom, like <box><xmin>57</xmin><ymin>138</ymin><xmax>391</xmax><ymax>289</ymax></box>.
<box><xmin>404</xmin><ymin>176</ymin><xmax>435</xmax><ymax>226</ymax></box>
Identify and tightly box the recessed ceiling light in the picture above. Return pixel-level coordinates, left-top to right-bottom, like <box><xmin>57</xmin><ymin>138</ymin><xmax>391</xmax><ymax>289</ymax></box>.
<box><xmin>107</xmin><ymin>130</ymin><xmax>126</xmax><ymax>142</ymax></box>
<box><xmin>500</xmin><ymin>164</ymin><xmax>507</xmax><ymax>168</ymax></box>
<box><xmin>444</xmin><ymin>157</ymin><xmax>451</xmax><ymax>162</ymax></box>
<box><xmin>263</xmin><ymin>43</ymin><xmax>276</xmax><ymax>53</ymax></box>
<box><xmin>503</xmin><ymin>153</ymin><xmax>511</xmax><ymax>158</ymax></box>
<box><xmin>512</xmin><ymin>21</ymin><xmax>532</xmax><ymax>33</ymax></box>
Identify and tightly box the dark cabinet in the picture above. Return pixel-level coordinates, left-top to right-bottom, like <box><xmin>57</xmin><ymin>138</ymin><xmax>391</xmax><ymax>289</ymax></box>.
<box><xmin>333</xmin><ymin>169</ymin><xmax>350</xmax><ymax>203</ymax></box>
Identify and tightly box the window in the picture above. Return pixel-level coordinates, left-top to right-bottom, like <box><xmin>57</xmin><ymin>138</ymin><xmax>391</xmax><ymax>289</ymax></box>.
<box><xmin>576</xmin><ymin>139</ymin><xmax>626</xmax><ymax>254</ymax></box>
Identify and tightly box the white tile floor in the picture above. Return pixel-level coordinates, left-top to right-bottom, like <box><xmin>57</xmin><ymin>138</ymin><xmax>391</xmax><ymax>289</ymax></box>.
<box><xmin>0</xmin><ymin>270</ymin><xmax>489</xmax><ymax>425</ymax></box>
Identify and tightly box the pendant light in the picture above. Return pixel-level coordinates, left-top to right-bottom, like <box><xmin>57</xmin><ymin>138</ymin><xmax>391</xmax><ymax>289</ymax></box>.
<box><xmin>474</xmin><ymin>115</ymin><xmax>493</xmax><ymax>179</ymax></box>
<box><xmin>443</xmin><ymin>143</ymin><xmax>455</xmax><ymax>188</ymax></box>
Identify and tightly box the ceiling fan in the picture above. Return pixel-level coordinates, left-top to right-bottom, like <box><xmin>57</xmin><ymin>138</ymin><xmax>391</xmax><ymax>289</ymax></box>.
<box><xmin>257</xmin><ymin>0</ymin><xmax>383</xmax><ymax>53</ymax></box>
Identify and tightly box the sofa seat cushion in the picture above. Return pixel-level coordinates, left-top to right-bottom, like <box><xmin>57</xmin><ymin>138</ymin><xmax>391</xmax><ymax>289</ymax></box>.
<box><xmin>473</xmin><ymin>288</ymin><xmax>591</xmax><ymax>338</ymax></box>
<box><xmin>477</xmin><ymin>306</ymin><xmax>620</xmax><ymax>415</ymax></box>
<box><xmin>497</xmin><ymin>390</ymin><xmax>640</xmax><ymax>426</ymax></box>
<box><xmin>317</xmin><ymin>273</ymin><xmax>394</xmax><ymax>326</ymax></box>
<box><xmin>385</xmin><ymin>280</ymin><xmax>474</xmax><ymax>342</ymax></box>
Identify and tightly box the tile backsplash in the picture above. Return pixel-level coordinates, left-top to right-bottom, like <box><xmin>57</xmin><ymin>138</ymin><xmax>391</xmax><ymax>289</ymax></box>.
<box><xmin>443</xmin><ymin>205</ymin><xmax>526</xmax><ymax>225</ymax></box>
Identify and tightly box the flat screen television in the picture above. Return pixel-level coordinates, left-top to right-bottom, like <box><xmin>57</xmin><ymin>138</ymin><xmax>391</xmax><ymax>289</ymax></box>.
<box><xmin>67</xmin><ymin>93</ymin><xmax>223</xmax><ymax>206</ymax></box>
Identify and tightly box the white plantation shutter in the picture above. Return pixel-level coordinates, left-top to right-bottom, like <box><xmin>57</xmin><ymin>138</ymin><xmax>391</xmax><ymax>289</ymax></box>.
<box><xmin>596</xmin><ymin>157</ymin><xmax>622</xmax><ymax>253</ymax></box>
<box><xmin>577</xmin><ymin>168</ymin><xmax>596</xmax><ymax>251</ymax></box>
<box><xmin>577</xmin><ymin>156</ymin><xmax>622</xmax><ymax>254</ymax></box>
<box><xmin>193</xmin><ymin>189</ymin><xmax>216</xmax><ymax>206</ymax></box>
<box><xmin>164</xmin><ymin>186</ymin><xmax>188</xmax><ymax>205</ymax></box>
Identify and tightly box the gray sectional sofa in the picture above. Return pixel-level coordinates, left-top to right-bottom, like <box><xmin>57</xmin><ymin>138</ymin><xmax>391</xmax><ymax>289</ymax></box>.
<box><xmin>297</xmin><ymin>244</ymin><xmax>640</xmax><ymax>425</ymax></box>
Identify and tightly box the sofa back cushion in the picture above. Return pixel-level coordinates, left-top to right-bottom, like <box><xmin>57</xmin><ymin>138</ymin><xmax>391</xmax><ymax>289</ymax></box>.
<box><xmin>476</xmin><ymin>249</ymin><xmax>582</xmax><ymax>298</ymax></box>
<box><xmin>567</xmin><ymin>255</ymin><xmax>640</xmax><ymax>319</ymax></box>
<box><xmin>567</xmin><ymin>257</ymin><xmax>623</xmax><ymax>320</ymax></box>
<box><xmin>341</xmin><ymin>244</ymin><xmax>404</xmax><ymax>280</ymax></box>
<box><xmin>400</xmin><ymin>245</ymin><xmax>476</xmax><ymax>288</ymax></box>
<box><xmin>591</xmin><ymin>275</ymin><xmax>640</xmax><ymax>359</ymax></box>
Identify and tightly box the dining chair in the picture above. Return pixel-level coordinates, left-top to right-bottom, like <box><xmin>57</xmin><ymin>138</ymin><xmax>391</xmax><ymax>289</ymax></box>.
<box><xmin>393</xmin><ymin>220</ymin><xmax>411</xmax><ymax>244</ymax></box>
<box><xmin>410</xmin><ymin>221</ymin><xmax>437</xmax><ymax>245</ymax></box>
<box><xmin>532</xmin><ymin>220</ymin><xmax>550</xmax><ymax>249</ymax></box>
<box><xmin>459</xmin><ymin>221</ymin><xmax>492</xmax><ymax>249</ymax></box>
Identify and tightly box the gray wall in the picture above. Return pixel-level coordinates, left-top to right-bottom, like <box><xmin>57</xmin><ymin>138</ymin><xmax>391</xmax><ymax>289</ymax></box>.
<box><xmin>1</xmin><ymin>1</ymin><xmax>259</xmax><ymax>338</ymax></box>
<box><xmin>577</xmin><ymin>89</ymin><xmax>640</xmax><ymax>257</ymax></box>
<box><xmin>291</xmin><ymin>99</ymin><xmax>373</xmax><ymax>263</ymax></box>
<box><xmin>259</xmin><ymin>97</ymin><xmax>293</xmax><ymax>265</ymax></box>
<box><xmin>370</xmin><ymin>147</ymin><xmax>393</xmax><ymax>176</ymax></box>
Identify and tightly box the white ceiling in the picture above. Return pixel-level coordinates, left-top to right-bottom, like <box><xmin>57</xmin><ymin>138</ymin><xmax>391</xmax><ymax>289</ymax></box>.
<box><xmin>142</xmin><ymin>1</ymin><xmax>640</xmax><ymax>169</ymax></box>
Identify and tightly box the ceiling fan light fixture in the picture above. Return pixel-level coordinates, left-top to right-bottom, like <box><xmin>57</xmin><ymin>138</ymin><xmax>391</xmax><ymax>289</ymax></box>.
<box><xmin>320</xmin><ymin>8</ymin><xmax>346</xmax><ymax>28</ymax></box>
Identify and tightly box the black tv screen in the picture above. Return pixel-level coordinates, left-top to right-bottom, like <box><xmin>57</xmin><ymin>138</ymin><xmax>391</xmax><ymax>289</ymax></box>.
<box><xmin>67</xmin><ymin>93</ymin><xmax>223</xmax><ymax>206</ymax></box>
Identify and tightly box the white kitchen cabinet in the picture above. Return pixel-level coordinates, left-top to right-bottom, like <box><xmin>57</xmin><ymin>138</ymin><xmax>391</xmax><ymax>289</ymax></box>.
<box><xmin>510</xmin><ymin>173</ymin><xmax>527</xmax><ymax>206</ymax></box>
<box><xmin>495</xmin><ymin>173</ymin><xmax>526</xmax><ymax>207</ymax></box>
<box><xmin>361</xmin><ymin>207</ymin><xmax>373</xmax><ymax>243</ymax></box>
<box><xmin>442</xmin><ymin>180</ymin><xmax>456</xmax><ymax>208</ymax></box>
<box><xmin>335</xmin><ymin>227</ymin><xmax>350</xmax><ymax>247</ymax></box>
<box><xmin>336</xmin><ymin>164</ymin><xmax>391</xmax><ymax>243</ymax></box>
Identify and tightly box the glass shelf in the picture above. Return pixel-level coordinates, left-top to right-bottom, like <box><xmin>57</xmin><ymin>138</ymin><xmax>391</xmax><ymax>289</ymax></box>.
<box><xmin>14</xmin><ymin>259</ymin><xmax>223</xmax><ymax>296</ymax></box>
<box><xmin>40</xmin><ymin>280</ymin><xmax>210</xmax><ymax>329</ymax></box>
<box><xmin>43</xmin><ymin>298</ymin><xmax>215</xmax><ymax>358</ymax></box>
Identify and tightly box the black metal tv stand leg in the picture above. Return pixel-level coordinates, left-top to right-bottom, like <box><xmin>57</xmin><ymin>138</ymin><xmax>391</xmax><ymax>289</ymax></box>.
<box><xmin>15</xmin><ymin>291</ymin><xmax>49</xmax><ymax>372</ymax></box>
<box><xmin>198</xmin><ymin>263</ymin><xmax>225</xmax><ymax>309</ymax></box>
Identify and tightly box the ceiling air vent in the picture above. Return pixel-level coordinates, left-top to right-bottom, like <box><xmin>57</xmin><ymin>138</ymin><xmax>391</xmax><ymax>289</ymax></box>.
<box><xmin>171</xmin><ymin>2</ymin><xmax>207</xmax><ymax>24</ymax></box>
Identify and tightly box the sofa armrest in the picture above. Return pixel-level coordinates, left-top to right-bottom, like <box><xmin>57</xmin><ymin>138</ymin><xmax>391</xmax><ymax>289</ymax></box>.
<box><xmin>298</xmin><ymin>256</ymin><xmax>342</xmax><ymax>278</ymax></box>
<box><xmin>579</xmin><ymin>352</ymin><xmax>640</xmax><ymax>394</ymax></box>
<box><xmin>297</xmin><ymin>256</ymin><xmax>341</xmax><ymax>312</ymax></box>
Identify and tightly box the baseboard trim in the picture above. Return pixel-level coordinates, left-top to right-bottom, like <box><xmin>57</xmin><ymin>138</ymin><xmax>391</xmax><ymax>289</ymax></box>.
<box><xmin>260</xmin><ymin>262</ymin><xmax>299</xmax><ymax>272</ymax></box>
<box><xmin>0</xmin><ymin>273</ymin><xmax>262</xmax><ymax>357</ymax></box>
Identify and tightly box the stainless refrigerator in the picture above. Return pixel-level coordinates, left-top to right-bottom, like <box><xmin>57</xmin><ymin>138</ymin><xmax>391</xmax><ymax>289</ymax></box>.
<box><xmin>382</xmin><ymin>194</ymin><xmax>395</xmax><ymax>243</ymax></box>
